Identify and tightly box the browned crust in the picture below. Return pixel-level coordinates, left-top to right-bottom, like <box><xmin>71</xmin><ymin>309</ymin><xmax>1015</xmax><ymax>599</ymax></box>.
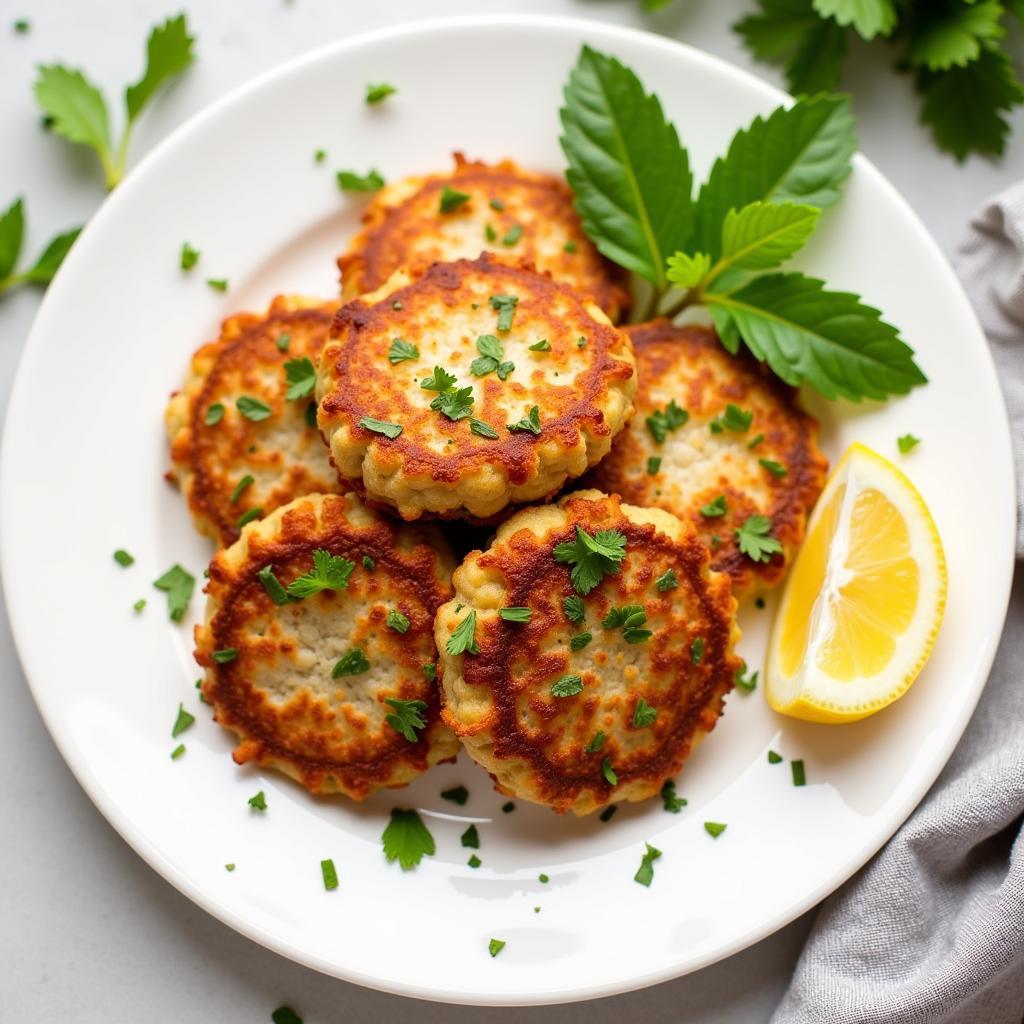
<box><xmin>589</xmin><ymin>319</ymin><xmax>829</xmax><ymax>593</ymax></box>
<box><xmin>337</xmin><ymin>153</ymin><xmax>631</xmax><ymax>320</ymax></box>
<box><xmin>195</xmin><ymin>495</ymin><xmax>455</xmax><ymax>798</ymax></box>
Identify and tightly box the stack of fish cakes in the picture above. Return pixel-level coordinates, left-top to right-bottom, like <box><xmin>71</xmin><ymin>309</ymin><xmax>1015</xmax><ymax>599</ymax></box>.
<box><xmin>167</xmin><ymin>156</ymin><xmax>826</xmax><ymax>815</ymax></box>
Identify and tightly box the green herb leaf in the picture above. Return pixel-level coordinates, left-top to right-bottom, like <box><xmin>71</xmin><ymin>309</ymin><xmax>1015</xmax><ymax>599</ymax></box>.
<box><xmin>632</xmin><ymin>697</ymin><xmax>657</xmax><ymax>727</ymax></box>
<box><xmin>707</xmin><ymin>272</ymin><xmax>927</xmax><ymax>401</ymax></box>
<box><xmin>502</xmin><ymin>223</ymin><xmax>523</xmax><ymax>246</ymax></box>
<box><xmin>386</xmin><ymin>609</ymin><xmax>411</xmax><ymax>634</ymax></box>
<box><xmin>321</xmin><ymin>858</ymin><xmax>339</xmax><ymax>890</ymax></box>
<box><xmin>813</xmin><ymin>0</ymin><xmax>895</xmax><ymax>41</ymax></box>
<box><xmin>602</xmin><ymin>757</ymin><xmax>618</xmax><ymax>786</ymax></box>
<box><xmin>502</xmin><ymin>801</ymin><xmax>516</xmax><ymax>813</ymax></box>
<box><xmin>791</xmin><ymin>758</ymin><xmax>807</xmax><ymax>786</ymax></box>
<box><xmin>359</xmin><ymin>416</ymin><xmax>403</xmax><ymax>438</ymax></box>
<box><xmin>284</xmin><ymin>357</ymin><xmax>317</xmax><ymax>400</ymax></box>
<box><xmin>154</xmin><ymin>564</ymin><xmax>195</xmax><ymax>622</ymax></box>
<box><xmin>423</xmin><ymin>663</ymin><xmax>436</xmax><ymax>681</ymax></box>
<box><xmin>125</xmin><ymin>14</ymin><xmax>195</xmax><ymax>123</ymax></box>
<box><xmin>586</xmin><ymin>730</ymin><xmax>606</xmax><ymax>752</ymax></box>
<box><xmin>248</xmin><ymin>790</ymin><xmax>267</xmax><ymax>811</ymax></box>
<box><xmin>529</xmin><ymin>339</ymin><xmax>551</xmax><ymax>352</ymax></box>
<box><xmin>704</xmin><ymin>821</ymin><xmax>728</xmax><ymax>839</ymax></box>
<box><xmin>645</xmin><ymin>399</ymin><xmax>688</xmax><ymax>443</ymax></box>
<box><xmin>385</xmin><ymin>697</ymin><xmax>427</xmax><ymax>742</ymax></box>
<box><xmin>735</xmin><ymin>515</ymin><xmax>784</xmax><ymax>563</ymax></box>
<box><xmin>204</xmin><ymin>403</ymin><xmax>224</xmax><ymax>426</ymax></box>
<box><xmin>897</xmin><ymin>433</ymin><xmax>920</xmax><ymax>454</ymax></box>
<box><xmin>34</xmin><ymin>65</ymin><xmax>112</xmax><ymax>174</ymax></box>
<box><xmin>229</xmin><ymin>474</ymin><xmax>254</xmax><ymax>504</ymax></box>
<box><xmin>365</xmin><ymin>81</ymin><xmax>397</xmax><ymax>104</ymax></box>
<box><xmin>768</xmin><ymin>749</ymin><xmax>783</xmax><ymax>764</ymax></box>
<box><xmin>235</xmin><ymin>507</ymin><xmax>261</xmax><ymax>531</ymax></box>
<box><xmin>507</xmin><ymin>405</ymin><xmax>541</xmax><ymax>435</ymax></box>
<box><xmin>564</xmin><ymin>595</ymin><xmax>586</xmax><ymax>623</ymax></box>
<box><xmin>133</xmin><ymin>599</ymin><xmax>146</xmax><ymax>613</ymax></box>
<box><xmin>647</xmin><ymin>456</ymin><xmax>662</xmax><ymax>475</ymax></box>
<box><xmin>0</xmin><ymin>198</ymin><xmax>24</xmax><ymax>280</ymax></box>
<box><xmin>656</xmin><ymin>568</ymin><xmax>678</xmax><ymax>591</ymax></box>
<box><xmin>488</xmin><ymin>939</ymin><xmax>506</xmax><ymax>958</ymax></box>
<box><xmin>570</xmin><ymin>631</ymin><xmax>593</xmax><ymax>651</ymax></box>
<box><xmin>461</xmin><ymin>824</ymin><xmax>480</xmax><ymax>849</ymax></box>
<box><xmin>599</xmin><ymin>804</ymin><xmax>617</xmax><ymax>822</ymax></box>
<box><xmin>21</xmin><ymin>226</ymin><xmax>80</xmax><ymax>285</ymax></box>
<box><xmin>236</xmin><ymin>396</ymin><xmax>272</xmax><ymax>421</ymax></box>
<box><xmin>338</xmin><ymin>168</ymin><xmax>385</xmax><ymax>192</ymax></box>
<box><xmin>907</xmin><ymin>1</ymin><xmax>1003</xmax><ymax>72</ymax></box>
<box><xmin>382</xmin><ymin>808</ymin><xmax>435</xmax><ymax>870</ymax></box>
<box><xmin>665</xmin><ymin>251</ymin><xmax>711</xmax><ymax>289</ymax></box>
<box><xmin>332</xmin><ymin>649</ymin><xmax>370</xmax><ymax>677</ymax></box>
<box><xmin>206</xmin><ymin>277</ymin><xmax>228</xmax><ymax>293</ymax></box>
<box><xmin>560</xmin><ymin>45</ymin><xmax>692</xmax><ymax>287</ymax></box>
<box><xmin>212</xmin><ymin>648</ymin><xmax>237</xmax><ymax>664</ymax></box>
<box><xmin>180</xmin><ymin>241</ymin><xmax>200</xmax><ymax>270</ymax></box>
<box><xmin>551</xmin><ymin>674</ymin><xmax>584</xmax><ymax>697</ymax></box>
<box><xmin>690</xmin><ymin>637</ymin><xmax>705</xmax><ymax>665</ymax></box>
<box><xmin>171</xmin><ymin>703</ymin><xmax>194</xmax><ymax>737</ymax></box>
<box><xmin>439</xmin><ymin>185</ymin><xmax>470</xmax><ymax>213</ymax></box>
<box><xmin>271</xmin><ymin>1009</ymin><xmax>302</xmax><ymax>1024</ymax></box>
<box><xmin>715</xmin><ymin>200</ymin><xmax>820</xmax><ymax>278</ymax></box>
<box><xmin>388</xmin><ymin>337</ymin><xmax>419</xmax><ymax>364</ymax></box>
<box><xmin>113</xmin><ymin>548</ymin><xmax>134</xmax><ymax>567</ymax></box>
<box><xmin>470</xmin><ymin>418</ymin><xmax>499</xmax><ymax>439</ymax></box>
<box><xmin>447</xmin><ymin>610</ymin><xmax>479</xmax><ymax>656</ymax></box>
<box><xmin>700</xmin><ymin>495</ymin><xmax>727</xmax><ymax>518</ymax></box>
<box><xmin>420</xmin><ymin>365</ymin><xmax>458</xmax><ymax>392</ymax></box>
<box><xmin>760</xmin><ymin>458</ymin><xmax>787</xmax><ymax>478</ymax></box>
<box><xmin>735</xmin><ymin>660</ymin><xmax>759</xmax><ymax>693</ymax></box>
<box><xmin>362</xmin><ymin>555</ymin><xmax>375</xmax><ymax>571</ymax></box>
<box><xmin>430</xmin><ymin>385</ymin><xmax>475</xmax><ymax>421</ymax></box>
<box><xmin>634</xmin><ymin>843</ymin><xmax>661</xmax><ymax>886</ymax></box>
<box><xmin>257</xmin><ymin>565</ymin><xmax>292</xmax><ymax>605</ymax></box>
<box><xmin>710</xmin><ymin>403</ymin><xmax>753</xmax><ymax>434</ymax></box>
<box><xmin>489</xmin><ymin>293</ymin><xmax>519</xmax><ymax>331</ymax></box>
<box><xmin>287</xmin><ymin>548</ymin><xmax>355</xmax><ymax>598</ymax></box>
<box><xmin>499</xmin><ymin>606</ymin><xmax>532</xmax><ymax>623</ymax></box>
<box><xmin>170</xmin><ymin>743</ymin><xmax>185</xmax><ymax>760</ymax></box>
<box><xmin>554</xmin><ymin>526</ymin><xmax>627</xmax><ymax>595</ymax></box>
<box><xmin>441</xmin><ymin>785</ymin><xmax>469</xmax><ymax>805</ymax></box>
<box><xmin>661</xmin><ymin>779</ymin><xmax>687</xmax><ymax>813</ymax></box>
<box><xmin>468</xmin><ymin>854</ymin><xmax>482</xmax><ymax>868</ymax></box>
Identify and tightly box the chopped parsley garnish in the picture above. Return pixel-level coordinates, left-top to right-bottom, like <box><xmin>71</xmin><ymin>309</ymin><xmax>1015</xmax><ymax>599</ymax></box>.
<box><xmin>488</xmin><ymin>939</ymin><xmax>506</xmax><ymax>958</ymax></box>
<box><xmin>599</xmin><ymin>805</ymin><xmax>617</xmax><ymax>822</ymax></box>
<box><xmin>431</xmin><ymin>385</ymin><xmax>475</xmax><ymax>421</ymax></box>
<box><xmin>337</xmin><ymin>168</ymin><xmax>384</xmax><ymax>192</ymax></box>
<box><xmin>710</xmin><ymin>403</ymin><xmax>753</xmax><ymax>434</ymax></box>
<box><xmin>791</xmin><ymin>759</ymin><xmax>807</xmax><ymax>787</ymax></box>
<box><xmin>471</xmin><ymin>334</ymin><xmax>508</xmax><ymax>377</ymax></box>
<box><xmin>447</xmin><ymin>610</ymin><xmax>479</xmax><ymax>656</ymax></box>
<box><xmin>271</xmin><ymin>1009</ymin><xmax>302</xmax><ymax>1024</ymax></box>
<box><xmin>359</xmin><ymin>416</ymin><xmax>403</xmax><ymax>438</ymax></box>
<box><xmin>602</xmin><ymin>757</ymin><xmax>618</xmax><ymax>786</ymax></box>
<box><xmin>286</xmin><ymin>549</ymin><xmax>355</xmax><ymax>598</ymax></box>
<box><xmin>539</xmin><ymin>873</ymin><xmax>550</xmax><ymax>883</ymax></box>
<box><xmin>563</xmin><ymin>240</ymin><xmax>577</xmax><ymax>253</ymax></box>
<box><xmin>332</xmin><ymin>649</ymin><xmax>370</xmax><ymax>677</ymax></box>
<box><xmin>554</xmin><ymin>526</ymin><xmax>627</xmax><ymax>595</ymax></box>
<box><xmin>507</xmin><ymin>405</ymin><xmax>541</xmax><ymax>435</ymax></box>
<box><xmin>502</xmin><ymin>801</ymin><xmax>515</xmax><ymax>813</ymax></box>
<box><xmin>634</xmin><ymin>842</ymin><xmax>661</xmax><ymax>887</ymax></box>
<box><xmin>767</xmin><ymin>749</ymin><xmax>783</xmax><ymax>764</ymax></box>
<box><xmin>248</xmin><ymin>790</ymin><xmax>267</xmax><ymax>811</ymax></box>
<box><xmin>257</xmin><ymin>565</ymin><xmax>292</xmax><ymax>605</ymax></box>
<box><xmin>700</xmin><ymin>495</ymin><xmax>727</xmax><ymax>518</ymax></box>
<box><xmin>563</xmin><ymin>595</ymin><xmax>585</xmax><ymax>623</ymax></box>
<box><xmin>551</xmin><ymin>674</ymin><xmax>583</xmax><ymax>697</ymax></box>
<box><xmin>229</xmin><ymin>474</ymin><xmax>254</xmax><ymax>504</ymax></box>
<box><xmin>586</xmin><ymin>730</ymin><xmax>606</xmax><ymax>753</ymax></box>
<box><xmin>225</xmin><ymin>863</ymin><xmax>235</xmax><ymax>871</ymax></box>
<box><xmin>460</xmin><ymin>824</ymin><xmax>480</xmax><ymax>849</ymax></box>
<box><xmin>204</xmin><ymin>403</ymin><xmax>224</xmax><ymax>426</ymax></box>
<box><xmin>485</xmin><ymin>223</ymin><xmax>497</xmax><ymax>242</ymax></box>
<box><xmin>171</xmin><ymin>703</ymin><xmax>195</xmax><ymax>737</ymax></box>
<box><xmin>362</xmin><ymin>555</ymin><xmax>375</xmax><ymax>571</ymax></box>
<box><xmin>655</xmin><ymin>568</ymin><xmax>678</xmax><ymax>592</ymax></box>
<box><xmin>747</xmin><ymin>433</ymin><xmax>765</xmax><ymax>450</ymax></box>
<box><xmin>570</xmin><ymin>631</ymin><xmax>592</xmax><ymax>651</ymax></box>
<box><xmin>647</xmin><ymin>456</ymin><xmax>662</xmax><ymax>475</ymax></box>
<box><xmin>276</xmin><ymin>333</ymin><xmax>291</xmax><ymax>352</ymax></box>
<box><xmin>212</xmin><ymin>648</ymin><xmax>237</xmax><ymax>664</ymax></box>
<box><xmin>529</xmin><ymin>339</ymin><xmax>551</xmax><ymax>352</ymax></box>
<box><xmin>470</xmin><ymin>418</ymin><xmax>499</xmax><ymax>439</ymax></box>
<box><xmin>384</xmin><ymin>697</ymin><xmax>427</xmax><ymax>742</ymax></box>
<box><xmin>898</xmin><ymin>433</ymin><xmax>921</xmax><ymax>453</ymax></box>
<box><xmin>423</xmin><ymin>663</ymin><xmax>436</xmax><ymax>681</ymax></box>
<box><xmin>489</xmin><ymin>293</ymin><xmax>518</xmax><ymax>331</ymax></box>
<box><xmin>502</xmin><ymin>223</ymin><xmax>523</xmax><ymax>246</ymax></box>
<box><xmin>734</xmin><ymin>661</ymin><xmax>759</xmax><ymax>693</ymax></box>
<box><xmin>661</xmin><ymin>779</ymin><xmax>687</xmax><ymax>813</ymax></box>
<box><xmin>690</xmin><ymin>637</ymin><xmax>705</xmax><ymax>664</ymax></box>
<box><xmin>759</xmin><ymin>458</ymin><xmax>787</xmax><ymax>478</ymax></box>
<box><xmin>439</xmin><ymin>185</ymin><xmax>470</xmax><ymax>213</ymax></box>
<box><xmin>704</xmin><ymin>821</ymin><xmax>727</xmax><ymax>839</ymax></box>
<box><xmin>170</xmin><ymin>744</ymin><xmax>185</xmax><ymax>760</ymax></box>
<box><xmin>645</xmin><ymin>400</ymin><xmax>688</xmax><ymax>443</ymax></box>
<box><xmin>113</xmin><ymin>549</ymin><xmax>134</xmax><ymax>567</ymax></box>
<box><xmin>133</xmin><ymin>599</ymin><xmax>146</xmax><ymax>613</ymax></box>
<box><xmin>236</xmin><ymin>507</ymin><xmax>262</xmax><ymax>530</ymax></box>
<box><xmin>236</xmin><ymin>395</ymin><xmax>272</xmax><ymax>421</ymax></box>
<box><xmin>441</xmin><ymin>785</ymin><xmax>469</xmax><ymax>806</ymax></box>
<box><xmin>386</xmin><ymin>609</ymin><xmax>410</xmax><ymax>633</ymax></box>
<box><xmin>206</xmin><ymin>277</ymin><xmax>228</xmax><ymax>292</ymax></box>
<box><xmin>321</xmin><ymin>858</ymin><xmax>339</xmax><ymax>890</ymax></box>
<box><xmin>314</xmin><ymin>148</ymin><xmax>326</xmax><ymax>163</ymax></box>
<box><xmin>735</xmin><ymin>515</ymin><xmax>783</xmax><ymax>563</ymax></box>
<box><xmin>365</xmin><ymin>81</ymin><xmax>396</xmax><ymax>104</ymax></box>
<box><xmin>602</xmin><ymin>604</ymin><xmax>652</xmax><ymax>643</ymax></box>
<box><xmin>382</xmin><ymin>808</ymin><xmax>435</xmax><ymax>870</ymax></box>
<box><xmin>468</xmin><ymin>854</ymin><xmax>482</xmax><ymax>868</ymax></box>
<box><xmin>632</xmin><ymin>698</ymin><xmax>657</xmax><ymax>727</ymax></box>
<box><xmin>284</xmin><ymin>357</ymin><xmax>317</xmax><ymax>400</ymax></box>
<box><xmin>154</xmin><ymin>564</ymin><xmax>195</xmax><ymax>622</ymax></box>
<box><xmin>388</xmin><ymin>337</ymin><xmax>419</xmax><ymax>364</ymax></box>
<box><xmin>489</xmin><ymin>198</ymin><xmax>505</xmax><ymax>211</ymax></box>
<box><xmin>180</xmin><ymin>241</ymin><xmax>199</xmax><ymax>270</ymax></box>
<box><xmin>421</xmin><ymin>365</ymin><xmax>458</xmax><ymax>392</ymax></box>
<box><xmin>577</xmin><ymin>336</ymin><xmax>587</xmax><ymax>348</ymax></box>
<box><xmin>499</xmin><ymin>606</ymin><xmax>532</xmax><ymax>623</ymax></box>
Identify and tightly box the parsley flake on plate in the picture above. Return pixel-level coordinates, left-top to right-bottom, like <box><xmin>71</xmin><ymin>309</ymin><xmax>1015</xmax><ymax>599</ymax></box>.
<box><xmin>709</xmin><ymin>403</ymin><xmax>752</xmax><ymax>434</ymax></box>
<box><xmin>153</xmin><ymin>564</ymin><xmax>195</xmax><ymax>622</ymax></box>
<box><xmin>359</xmin><ymin>416</ymin><xmax>403</xmax><ymax>439</ymax></box>
<box><xmin>661</xmin><ymin>779</ymin><xmax>687</xmax><ymax>813</ymax></box>
<box><xmin>314</xmin><ymin>148</ymin><xmax>326</xmax><ymax>163</ymax></box>
<box><xmin>791</xmin><ymin>759</ymin><xmax>807</xmax><ymax>787</ymax></box>
<box><xmin>113</xmin><ymin>548</ymin><xmax>134</xmax><ymax>567</ymax></box>
<box><xmin>271</xmin><ymin>1007</ymin><xmax>303</xmax><ymax>1024</ymax></box>
<box><xmin>554</xmin><ymin>526</ymin><xmax>627</xmax><ymax>595</ymax></box>
<box><xmin>570</xmin><ymin>631</ymin><xmax>592</xmax><ymax>651</ymax></box>
<box><xmin>236</xmin><ymin>395</ymin><xmax>272</xmax><ymax>421</ymax></box>
<box><xmin>602</xmin><ymin>757</ymin><xmax>618</xmax><ymax>786</ymax></box>
<box><xmin>133</xmin><ymin>599</ymin><xmax>146</xmax><ymax>613</ymax></box>
<box><xmin>332</xmin><ymin>649</ymin><xmax>370</xmax><ymax>677</ymax></box>
<box><xmin>386</xmin><ymin>608</ymin><xmax>410</xmax><ymax>633</ymax></box>
<box><xmin>704</xmin><ymin>821</ymin><xmax>728</xmax><ymax>838</ymax></box>
<box><xmin>439</xmin><ymin>185</ymin><xmax>470</xmax><ymax>213</ymax></box>
<box><xmin>632</xmin><ymin>697</ymin><xmax>657</xmax><ymax>727</ymax></box>
<box><xmin>690</xmin><ymin>637</ymin><xmax>705</xmax><ymax>664</ymax></box>
<box><xmin>735</xmin><ymin>660</ymin><xmax>759</xmax><ymax>693</ymax></box>
<box><xmin>468</xmin><ymin>854</ymin><xmax>482</xmax><ymax>868</ymax></box>
<box><xmin>735</xmin><ymin>515</ymin><xmax>783</xmax><ymax>563</ymax></box>
<box><xmin>171</xmin><ymin>703</ymin><xmax>194</xmax><ymax>738</ymax></box>
<box><xmin>599</xmin><ymin>805</ymin><xmax>617</xmax><ymax>822</ymax></box>
<box><xmin>767</xmin><ymin>749</ymin><xmax>783</xmax><ymax>764</ymax></box>
<box><xmin>283</xmin><ymin>357</ymin><xmax>316</xmax><ymax>400</ymax></box>
<box><xmin>502</xmin><ymin>801</ymin><xmax>515</xmax><ymax>813</ymax></box>
<box><xmin>898</xmin><ymin>433</ymin><xmax>921</xmax><ymax>453</ymax></box>
<box><xmin>431</xmin><ymin>385</ymin><xmax>475</xmax><ymax>422</ymax></box>
<box><xmin>170</xmin><ymin>743</ymin><xmax>185</xmax><ymax>760</ymax></box>
<box><xmin>461</xmin><ymin>824</ymin><xmax>480</xmax><ymax>849</ymax></box>
<box><xmin>248</xmin><ymin>790</ymin><xmax>267</xmax><ymax>811</ymax></box>
<box><xmin>365</xmin><ymin>81</ymin><xmax>396</xmax><ymax>105</ymax></box>
<box><xmin>337</xmin><ymin>168</ymin><xmax>384</xmax><ymax>192</ymax></box>
<box><xmin>551</xmin><ymin>674</ymin><xmax>583</xmax><ymax>698</ymax></box>
<box><xmin>206</xmin><ymin>277</ymin><xmax>228</xmax><ymax>292</ymax></box>
<box><xmin>180</xmin><ymin>241</ymin><xmax>199</xmax><ymax>270</ymax></box>
<box><xmin>634</xmin><ymin>842</ymin><xmax>661</xmax><ymax>887</ymax></box>
<box><xmin>286</xmin><ymin>548</ymin><xmax>354</xmax><ymax>598</ymax></box>
<box><xmin>420</xmin><ymin>365</ymin><xmax>458</xmax><ymax>392</ymax></box>
<box><xmin>507</xmin><ymin>405</ymin><xmax>541</xmax><ymax>435</ymax></box>
<box><xmin>447</xmin><ymin>610</ymin><xmax>479</xmax><ymax>656</ymax></box>
<box><xmin>321</xmin><ymin>858</ymin><xmax>339</xmax><ymax>890</ymax></box>
<box><xmin>382</xmin><ymin>808</ymin><xmax>435</xmax><ymax>870</ymax></box>
<box><xmin>647</xmin><ymin>456</ymin><xmax>662</xmax><ymax>475</ymax></box>
<box><xmin>388</xmin><ymin>337</ymin><xmax>419</xmax><ymax>364</ymax></box>
<box><xmin>441</xmin><ymin>785</ymin><xmax>469</xmax><ymax>805</ymax></box>
<box><xmin>488</xmin><ymin>939</ymin><xmax>506</xmax><ymax>958</ymax></box>
<box><xmin>384</xmin><ymin>697</ymin><xmax>427</xmax><ymax>742</ymax></box>
<box><xmin>529</xmin><ymin>339</ymin><xmax>551</xmax><ymax>352</ymax></box>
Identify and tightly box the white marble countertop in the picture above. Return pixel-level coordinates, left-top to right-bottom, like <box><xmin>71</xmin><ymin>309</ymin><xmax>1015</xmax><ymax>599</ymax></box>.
<box><xmin>2</xmin><ymin>2</ymin><xmax>1021</xmax><ymax>1020</ymax></box>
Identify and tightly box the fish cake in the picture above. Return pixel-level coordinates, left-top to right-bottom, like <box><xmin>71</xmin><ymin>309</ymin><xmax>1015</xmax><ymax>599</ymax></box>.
<box><xmin>317</xmin><ymin>255</ymin><xmax>637</xmax><ymax>523</ymax></box>
<box><xmin>165</xmin><ymin>295</ymin><xmax>343</xmax><ymax>547</ymax></box>
<box><xmin>435</xmin><ymin>490</ymin><xmax>740</xmax><ymax>816</ymax></box>
<box><xmin>589</xmin><ymin>320</ymin><xmax>828</xmax><ymax>596</ymax></box>
<box><xmin>195</xmin><ymin>492</ymin><xmax>460</xmax><ymax>799</ymax></box>
<box><xmin>337</xmin><ymin>153</ymin><xmax>630</xmax><ymax>320</ymax></box>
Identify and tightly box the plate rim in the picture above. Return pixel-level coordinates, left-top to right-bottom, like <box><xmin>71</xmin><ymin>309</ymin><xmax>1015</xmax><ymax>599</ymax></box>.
<box><xmin>1</xmin><ymin>12</ymin><xmax>1017</xmax><ymax>1006</ymax></box>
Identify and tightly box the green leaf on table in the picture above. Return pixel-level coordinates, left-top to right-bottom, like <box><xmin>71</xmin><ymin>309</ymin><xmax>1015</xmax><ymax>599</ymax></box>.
<box><xmin>906</xmin><ymin>1</ymin><xmax>1004</xmax><ymax>72</ymax></box>
<box><xmin>665</xmin><ymin>251</ymin><xmax>710</xmax><ymax>289</ymax></box>
<box><xmin>125</xmin><ymin>14</ymin><xmax>196</xmax><ymax>123</ymax></box>
<box><xmin>916</xmin><ymin>47</ymin><xmax>1024</xmax><ymax>162</ymax></box>
<box><xmin>716</xmin><ymin>201</ymin><xmax>820</xmax><ymax>276</ymax></box>
<box><xmin>0</xmin><ymin>197</ymin><xmax>24</xmax><ymax>280</ymax></box>
<box><xmin>812</xmin><ymin>0</ymin><xmax>896</xmax><ymax>40</ymax></box>
<box><xmin>559</xmin><ymin>45</ymin><xmax>692</xmax><ymax>288</ymax></box>
<box><xmin>705</xmin><ymin>272</ymin><xmax>926</xmax><ymax>401</ymax></box>
<box><xmin>21</xmin><ymin>226</ymin><xmax>81</xmax><ymax>284</ymax></box>
<box><xmin>693</xmin><ymin>94</ymin><xmax>856</xmax><ymax>260</ymax></box>
<box><xmin>788</xmin><ymin>17</ymin><xmax>848</xmax><ymax>96</ymax></box>
<box><xmin>34</xmin><ymin>64</ymin><xmax>113</xmax><ymax>166</ymax></box>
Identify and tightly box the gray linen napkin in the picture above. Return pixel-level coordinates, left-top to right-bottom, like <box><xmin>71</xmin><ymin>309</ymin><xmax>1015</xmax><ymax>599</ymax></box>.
<box><xmin>772</xmin><ymin>183</ymin><xmax>1024</xmax><ymax>1023</ymax></box>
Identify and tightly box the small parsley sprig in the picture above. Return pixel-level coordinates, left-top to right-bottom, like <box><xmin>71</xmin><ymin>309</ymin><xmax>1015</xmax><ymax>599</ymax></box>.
<box><xmin>286</xmin><ymin>549</ymin><xmax>355</xmax><ymax>598</ymax></box>
<box><xmin>0</xmin><ymin>198</ymin><xmax>80</xmax><ymax>296</ymax></box>
<box><xmin>382</xmin><ymin>808</ymin><xmax>435</xmax><ymax>870</ymax></box>
<box><xmin>554</xmin><ymin>526</ymin><xmax>628</xmax><ymax>595</ymax></box>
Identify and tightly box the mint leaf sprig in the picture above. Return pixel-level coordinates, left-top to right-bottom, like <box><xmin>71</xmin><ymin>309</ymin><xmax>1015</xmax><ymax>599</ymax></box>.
<box><xmin>559</xmin><ymin>45</ymin><xmax>927</xmax><ymax>403</ymax></box>
<box><xmin>0</xmin><ymin>197</ymin><xmax>80</xmax><ymax>296</ymax></box>
<box><xmin>34</xmin><ymin>14</ymin><xmax>196</xmax><ymax>189</ymax></box>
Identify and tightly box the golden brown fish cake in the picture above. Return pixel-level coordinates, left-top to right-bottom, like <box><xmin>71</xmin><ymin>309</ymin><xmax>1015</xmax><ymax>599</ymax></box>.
<box><xmin>317</xmin><ymin>255</ymin><xmax>637</xmax><ymax>523</ymax></box>
<box><xmin>589</xmin><ymin>320</ymin><xmax>828</xmax><ymax>596</ymax></box>
<box><xmin>337</xmin><ymin>153</ymin><xmax>630</xmax><ymax>320</ymax></box>
<box><xmin>435</xmin><ymin>490</ymin><xmax>740</xmax><ymax>816</ymax></box>
<box><xmin>165</xmin><ymin>295</ymin><xmax>343</xmax><ymax>547</ymax></box>
<box><xmin>196</xmin><ymin>492</ymin><xmax>460</xmax><ymax>799</ymax></box>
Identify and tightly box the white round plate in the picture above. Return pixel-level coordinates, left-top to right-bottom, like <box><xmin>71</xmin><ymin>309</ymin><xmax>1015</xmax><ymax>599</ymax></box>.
<box><xmin>1</xmin><ymin>14</ymin><xmax>1015</xmax><ymax>1007</ymax></box>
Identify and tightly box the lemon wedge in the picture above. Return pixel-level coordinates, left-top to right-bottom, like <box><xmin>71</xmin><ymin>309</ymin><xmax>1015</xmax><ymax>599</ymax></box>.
<box><xmin>765</xmin><ymin>442</ymin><xmax>946</xmax><ymax>723</ymax></box>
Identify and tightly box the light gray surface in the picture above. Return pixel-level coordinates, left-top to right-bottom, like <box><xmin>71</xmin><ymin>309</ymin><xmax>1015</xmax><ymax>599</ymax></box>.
<box><xmin>1</xmin><ymin>2</ymin><xmax>1022</xmax><ymax>1020</ymax></box>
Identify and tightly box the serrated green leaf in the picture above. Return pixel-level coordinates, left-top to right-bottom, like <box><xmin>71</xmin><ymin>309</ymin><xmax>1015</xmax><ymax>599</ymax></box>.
<box><xmin>717</xmin><ymin>201</ymin><xmax>819</xmax><ymax>277</ymax></box>
<box><xmin>34</xmin><ymin>64</ymin><xmax>112</xmax><ymax>167</ymax></box>
<box><xmin>665</xmin><ymin>251</ymin><xmax>711</xmax><ymax>288</ymax></box>
<box><xmin>735</xmin><ymin>0</ymin><xmax>822</xmax><ymax>62</ymax></box>
<box><xmin>917</xmin><ymin>47</ymin><xmax>1024</xmax><ymax>161</ymax></box>
<box><xmin>907</xmin><ymin>2</ymin><xmax>1004</xmax><ymax>71</ymax></box>
<box><xmin>382</xmin><ymin>808</ymin><xmax>435</xmax><ymax>870</ymax></box>
<box><xmin>693</xmin><ymin>96</ymin><xmax>856</xmax><ymax>260</ymax></box>
<box><xmin>22</xmin><ymin>226</ymin><xmax>81</xmax><ymax>284</ymax></box>
<box><xmin>125</xmin><ymin>14</ymin><xmax>196</xmax><ymax>123</ymax></box>
<box><xmin>0</xmin><ymin>198</ymin><xmax>25</xmax><ymax>280</ymax></box>
<box><xmin>560</xmin><ymin>45</ymin><xmax>692</xmax><ymax>287</ymax></box>
<box><xmin>786</xmin><ymin>17</ymin><xmax>848</xmax><ymax>95</ymax></box>
<box><xmin>812</xmin><ymin>0</ymin><xmax>896</xmax><ymax>40</ymax></box>
<box><xmin>705</xmin><ymin>272</ymin><xmax>927</xmax><ymax>401</ymax></box>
